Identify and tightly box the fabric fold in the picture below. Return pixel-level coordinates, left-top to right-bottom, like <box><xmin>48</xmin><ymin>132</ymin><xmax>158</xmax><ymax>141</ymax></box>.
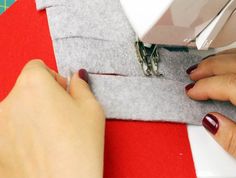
<box><xmin>53</xmin><ymin>37</ymin><xmax>206</xmax><ymax>82</ymax></box>
<box><xmin>35</xmin><ymin>0</ymin><xmax>65</xmax><ymax>10</ymax></box>
<box><xmin>89</xmin><ymin>74</ymin><xmax>236</xmax><ymax>125</ymax></box>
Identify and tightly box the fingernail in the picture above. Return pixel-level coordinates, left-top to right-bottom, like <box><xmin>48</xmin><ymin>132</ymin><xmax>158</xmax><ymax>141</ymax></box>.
<box><xmin>186</xmin><ymin>64</ymin><xmax>198</xmax><ymax>75</ymax></box>
<box><xmin>78</xmin><ymin>69</ymin><xmax>89</xmax><ymax>83</ymax></box>
<box><xmin>185</xmin><ymin>83</ymin><xmax>195</xmax><ymax>92</ymax></box>
<box><xmin>202</xmin><ymin>114</ymin><xmax>219</xmax><ymax>135</ymax></box>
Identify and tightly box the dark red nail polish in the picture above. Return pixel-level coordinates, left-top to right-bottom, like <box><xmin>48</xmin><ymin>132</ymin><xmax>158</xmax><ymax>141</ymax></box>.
<box><xmin>202</xmin><ymin>114</ymin><xmax>219</xmax><ymax>135</ymax></box>
<box><xmin>186</xmin><ymin>64</ymin><xmax>198</xmax><ymax>75</ymax></box>
<box><xmin>185</xmin><ymin>83</ymin><xmax>195</xmax><ymax>92</ymax></box>
<box><xmin>78</xmin><ymin>69</ymin><xmax>89</xmax><ymax>83</ymax></box>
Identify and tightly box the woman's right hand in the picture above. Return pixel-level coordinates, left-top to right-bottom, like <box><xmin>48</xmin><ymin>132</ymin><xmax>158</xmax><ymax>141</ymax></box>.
<box><xmin>0</xmin><ymin>60</ymin><xmax>105</xmax><ymax>178</ymax></box>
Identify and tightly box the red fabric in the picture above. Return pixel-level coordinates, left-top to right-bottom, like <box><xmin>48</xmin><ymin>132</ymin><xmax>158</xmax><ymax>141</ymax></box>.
<box><xmin>0</xmin><ymin>0</ymin><xmax>197</xmax><ymax>177</ymax></box>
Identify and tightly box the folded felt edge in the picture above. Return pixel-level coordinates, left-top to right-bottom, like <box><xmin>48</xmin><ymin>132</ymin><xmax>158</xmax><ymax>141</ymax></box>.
<box><xmin>88</xmin><ymin>74</ymin><xmax>236</xmax><ymax>125</ymax></box>
<box><xmin>35</xmin><ymin>0</ymin><xmax>66</xmax><ymax>10</ymax></box>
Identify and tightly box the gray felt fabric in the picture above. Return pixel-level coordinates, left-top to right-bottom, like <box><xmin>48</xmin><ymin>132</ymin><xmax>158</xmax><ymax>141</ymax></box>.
<box><xmin>90</xmin><ymin>74</ymin><xmax>220</xmax><ymax>125</ymax></box>
<box><xmin>53</xmin><ymin>37</ymin><xmax>143</xmax><ymax>77</ymax></box>
<box><xmin>53</xmin><ymin>37</ymin><xmax>207</xmax><ymax>82</ymax></box>
<box><xmin>42</xmin><ymin>1</ymin><xmax>135</xmax><ymax>41</ymax></box>
<box><xmin>36</xmin><ymin>0</ymin><xmax>65</xmax><ymax>10</ymax></box>
<box><xmin>35</xmin><ymin>0</ymin><xmax>236</xmax><ymax>125</ymax></box>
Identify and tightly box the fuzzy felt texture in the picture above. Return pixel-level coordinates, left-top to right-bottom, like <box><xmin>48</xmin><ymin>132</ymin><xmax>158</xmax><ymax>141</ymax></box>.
<box><xmin>44</xmin><ymin>1</ymin><xmax>135</xmax><ymax>41</ymax></box>
<box><xmin>35</xmin><ymin>0</ymin><xmax>65</xmax><ymax>10</ymax></box>
<box><xmin>35</xmin><ymin>0</ymin><xmax>236</xmax><ymax>125</ymax></box>
<box><xmin>0</xmin><ymin>0</ymin><xmax>197</xmax><ymax>177</ymax></box>
<box><xmin>90</xmin><ymin>74</ymin><xmax>236</xmax><ymax>125</ymax></box>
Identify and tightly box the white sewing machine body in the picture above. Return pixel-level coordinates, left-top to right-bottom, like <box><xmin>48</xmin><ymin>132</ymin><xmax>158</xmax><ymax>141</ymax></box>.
<box><xmin>120</xmin><ymin>0</ymin><xmax>236</xmax><ymax>50</ymax></box>
<box><xmin>120</xmin><ymin>1</ymin><xmax>236</xmax><ymax>177</ymax></box>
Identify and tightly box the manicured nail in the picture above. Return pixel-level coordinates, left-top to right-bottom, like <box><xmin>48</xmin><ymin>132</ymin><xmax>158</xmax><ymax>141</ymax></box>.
<box><xmin>202</xmin><ymin>114</ymin><xmax>219</xmax><ymax>135</ymax></box>
<box><xmin>186</xmin><ymin>64</ymin><xmax>198</xmax><ymax>75</ymax></box>
<box><xmin>185</xmin><ymin>83</ymin><xmax>195</xmax><ymax>92</ymax></box>
<box><xmin>78</xmin><ymin>69</ymin><xmax>89</xmax><ymax>83</ymax></box>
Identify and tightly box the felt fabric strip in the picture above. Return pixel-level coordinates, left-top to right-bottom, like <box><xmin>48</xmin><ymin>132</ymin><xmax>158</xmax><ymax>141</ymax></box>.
<box><xmin>53</xmin><ymin>36</ymin><xmax>207</xmax><ymax>81</ymax></box>
<box><xmin>90</xmin><ymin>74</ymin><xmax>233</xmax><ymax>125</ymax></box>
<box><xmin>35</xmin><ymin>0</ymin><xmax>65</xmax><ymax>10</ymax></box>
<box><xmin>53</xmin><ymin>37</ymin><xmax>143</xmax><ymax>77</ymax></box>
<box><xmin>53</xmin><ymin>38</ymin><xmax>236</xmax><ymax>125</ymax></box>
<box><xmin>43</xmin><ymin>1</ymin><xmax>135</xmax><ymax>41</ymax></box>
<box><xmin>0</xmin><ymin>0</ymin><xmax>197</xmax><ymax>177</ymax></box>
<box><xmin>35</xmin><ymin>0</ymin><xmax>236</xmax><ymax>124</ymax></box>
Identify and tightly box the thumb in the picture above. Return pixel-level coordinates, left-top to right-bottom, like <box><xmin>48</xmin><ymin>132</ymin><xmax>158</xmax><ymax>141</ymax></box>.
<box><xmin>70</xmin><ymin>69</ymin><xmax>95</xmax><ymax>102</ymax></box>
<box><xmin>202</xmin><ymin>112</ymin><xmax>236</xmax><ymax>157</ymax></box>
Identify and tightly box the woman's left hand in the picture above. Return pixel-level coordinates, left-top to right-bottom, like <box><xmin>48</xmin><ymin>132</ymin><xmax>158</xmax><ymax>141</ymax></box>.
<box><xmin>186</xmin><ymin>50</ymin><xmax>236</xmax><ymax>158</ymax></box>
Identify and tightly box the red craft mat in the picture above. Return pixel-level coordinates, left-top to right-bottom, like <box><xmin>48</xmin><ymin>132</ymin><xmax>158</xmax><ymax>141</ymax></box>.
<box><xmin>0</xmin><ymin>0</ymin><xmax>196</xmax><ymax>177</ymax></box>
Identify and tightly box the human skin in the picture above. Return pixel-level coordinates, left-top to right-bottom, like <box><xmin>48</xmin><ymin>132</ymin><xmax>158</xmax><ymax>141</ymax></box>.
<box><xmin>1</xmin><ymin>49</ymin><xmax>236</xmax><ymax>177</ymax></box>
<box><xmin>186</xmin><ymin>49</ymin><xmax>236</xmax><ymax>158</ymax></box>
<box><xmin>0</xmin><ymin>60</ymin><xmax>105</xmax><ymax>178</ymax></box>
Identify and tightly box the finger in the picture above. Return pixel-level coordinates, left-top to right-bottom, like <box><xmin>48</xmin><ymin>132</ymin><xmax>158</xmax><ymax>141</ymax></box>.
<box><xmin>202</xmin><ymin>112</ymin><xmax>236</xmax><ymax>158</ymax></box>
<box><xmin>185</xmin><ymin>74</ymin><xmax>236</xmax><ymax>105</ymax></box>
<box><xmin>17</xmin><ymin>59</ymin><xmax>51</xmax><ymax>85</ymax></box>
<box><xmin>70</xmin><ymin>69</ymin><xmax>95</xmax><ymax>102</ymax></box>
<box><xmin>186</xmin><ymin>54</ymin><xmax>236</xmax><ymax>81</ymax></box>
<box><xmin>49</xmin><ymin>69</ymin><xmax>67</xmax><ymax>90</ymax></box>
<box><xmin>22</xmin><ymin>60</ymin><xmax>67</xmax><ymax>90</ymax></box>
<box><xmin>22</xmin><ymin>59</ymin><xmax>47</xmax><ymax>72</ymax></box>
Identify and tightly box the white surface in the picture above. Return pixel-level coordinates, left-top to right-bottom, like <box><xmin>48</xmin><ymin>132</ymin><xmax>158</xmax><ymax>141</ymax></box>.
<box><xmin>120</xmin><ymin>0</ymin><xmax>173</xmax><ymax>39</ymax></box>
<box><xmin>188</xmin><ymin>125</ymin><xmax>236</xmax><ymax>178</ymax></box>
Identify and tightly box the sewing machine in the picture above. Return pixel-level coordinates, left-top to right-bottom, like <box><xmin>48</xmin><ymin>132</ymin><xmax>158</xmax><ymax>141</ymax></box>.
<box><xmin>121</xmin><ymin>0</ymin><xmax>236</xmax><ymax>77</ymax></box>
<box><xmin>121</xmin><ymin>0</ymin><xmax>236</xmax><ymax>177</ymax></box>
